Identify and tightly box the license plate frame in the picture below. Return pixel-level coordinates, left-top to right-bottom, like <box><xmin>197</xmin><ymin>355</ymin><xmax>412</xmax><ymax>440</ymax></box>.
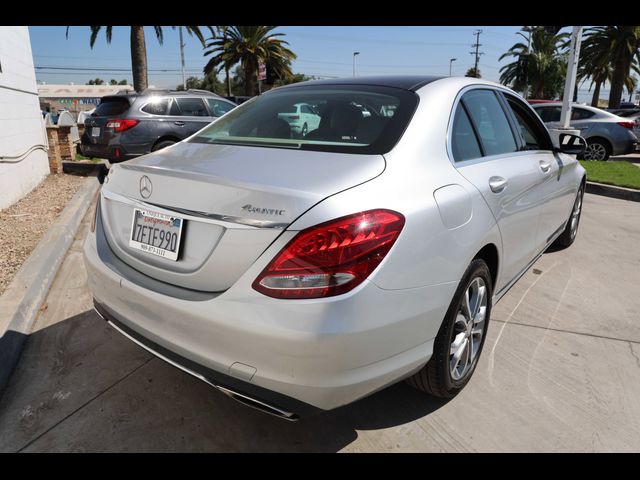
<box><xmin>129</xmin><ymin>208</ymin><xmax>184</xmax><ymax>261</ymax></box>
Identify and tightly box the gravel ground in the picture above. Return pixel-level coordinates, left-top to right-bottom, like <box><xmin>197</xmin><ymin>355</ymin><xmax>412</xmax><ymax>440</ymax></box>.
<box><xmin>0</xmin><ymin>174</ymin><xmax>86</xmax><ymax>295</ymax></box>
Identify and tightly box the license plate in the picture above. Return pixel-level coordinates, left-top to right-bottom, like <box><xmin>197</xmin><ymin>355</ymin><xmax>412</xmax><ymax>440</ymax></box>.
<box><xmin>92</xmin><ymin>127</ymin><xmax>100</xmax><ymax>137</ymax></box>
<box><xmin>129</xmin><ymin>208</ymin><xmax>183</xmax><ymax>261</ymax></box>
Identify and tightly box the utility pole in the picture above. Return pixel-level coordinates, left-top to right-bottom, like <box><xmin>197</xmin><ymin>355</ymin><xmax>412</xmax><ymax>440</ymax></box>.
<box><xmin>449</xmin><ymin>58</ymin><xmax>457</xmax><ymax>76</ymax></box>
<box><xmin>470</xmin><ymin>30</ymin><xmax>484</xmax><ymax>73</ymax></box>
<box><xmin>179</xmin><ymin>26</ymin><xmax>186</xmax><ymax>90</ymax></box>
<box><xmin>353</xmin><ymin>52</ymin><xmax>360</xmax><ymax>77</ymax></box>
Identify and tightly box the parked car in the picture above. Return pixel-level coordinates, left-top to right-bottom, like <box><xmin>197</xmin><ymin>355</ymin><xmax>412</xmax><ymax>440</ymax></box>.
<box><xmin>85</xmin><ymin>76</ymin><xmax>586</xmax><ymax>419</ymax></box>
<box><xmin>531</xmin><ymin>102</ymin><xmax>639</xmax><ymax>160</ymax></box>
<box><xmin>277</xmin><ymin>102</ymin><xmax>322</xmax><ymax>137</ymax></box>
<box><xmin>81</xmin><ymin>89</ymin><xmax>236</xmax><ymax>162</ymax></box>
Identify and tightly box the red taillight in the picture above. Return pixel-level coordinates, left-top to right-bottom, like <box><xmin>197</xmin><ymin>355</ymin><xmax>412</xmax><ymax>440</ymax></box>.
<box><xmin>617</xmin><ymin>121</ymin><xmax>635</xmax><ymax>129</ymax></box>
<box><xmin>252</xmin><ymin>209</ymin><xmax>405</xmax><ymax>299</ymax></box>
<box><xmin>106</xmin><ymin>119</ymin><xmax>139</xmax><ymax>132</ymax></box>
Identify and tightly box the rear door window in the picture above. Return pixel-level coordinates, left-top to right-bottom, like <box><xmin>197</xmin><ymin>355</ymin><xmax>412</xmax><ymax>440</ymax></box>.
<box><xmin>206</xmin><ymin>98</ymin><xmax>235</xmax><ymax>117</ymax></box>
<box><xmin>451</xmin><ymin>105</ymin><xmax>483</xmax><ymax>161</ymax></box>
<box><xmin>174</xmin><ymin>98</ymin><xmax>209</xmax><ymax>117</ymax></box>
<box><xmin>462</xmin><ymin>90</ymin><xmax>518</xmax><ymax>157</ymax></box>
<box><xmin>571</xmin><ymin>108</ymin><xmax>595</xmax><ymax>120</ymax></box>
<box><xmin>536</xmin><ymin>106</ymin><xmax>561</xmax><ymax>122</ymax></box>
<box><xmin>93</xmin><ymin>97</ymin><xmax>130</xmax><ymax>116</ymax></box>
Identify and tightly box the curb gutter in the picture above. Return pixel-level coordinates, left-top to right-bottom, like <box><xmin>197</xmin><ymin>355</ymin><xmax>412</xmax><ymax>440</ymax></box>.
<box><xmin>0</xmin><ymin>175</ymin><xmax>101</xmax><ymax>394</ymax></box>
<box><xmin>586</xmin><ymin>181</ymin><xmax>640</xmax><ymax>203</ymax></box>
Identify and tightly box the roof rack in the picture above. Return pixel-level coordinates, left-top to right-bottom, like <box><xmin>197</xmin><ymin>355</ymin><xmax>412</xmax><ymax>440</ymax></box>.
<box><xmin>185</xmin><ymin>89</ymin><xmax>217</xmax><ymax>95</ymax></box>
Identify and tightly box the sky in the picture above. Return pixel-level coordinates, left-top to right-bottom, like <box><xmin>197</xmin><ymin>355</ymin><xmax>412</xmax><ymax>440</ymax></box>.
<box><xmin>28</xmin><ymin>25</ymin><xmax>608</xmax><ymax>104</ymax></box>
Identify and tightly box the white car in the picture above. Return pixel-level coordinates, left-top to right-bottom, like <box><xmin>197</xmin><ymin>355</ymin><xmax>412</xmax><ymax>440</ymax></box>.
<box><xmin>85</xmin><ymin>76</ymin><xmax>587</xmax><ymax>420</ymax></box>
<box><xmin>277</xmin><ymin>102</ymin><xmax>321</xmax><ymax>137</ymax></box>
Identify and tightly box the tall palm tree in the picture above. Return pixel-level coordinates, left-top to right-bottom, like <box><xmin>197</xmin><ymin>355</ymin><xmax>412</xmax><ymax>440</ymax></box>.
<box><xmin>215</xmin><ymin>26</ymin><xmax>234</xmax><ymax>96</ymax></box>
<box><xmin>578</xmin><ymin>27</ymin><xmax>640</xmax><ymax>108</ymax></box>
<box><xmin>66</xmin><ymin>26</ymin><xmax>209</xmax><ymax>92</ymax></box>
<box><xmin>579</xmin><ymin>26</ymin><xmax>640</xmax><ymax>108</ymax></box>
<box><xmin>499</xmin><ymin>27</ymin><xmax>569</xmax><ymax>99</ymax></box>
<box><xmin>203</xmin><ymin>26</ymin><xmax>296</xmax><ymax>96</ymax></box>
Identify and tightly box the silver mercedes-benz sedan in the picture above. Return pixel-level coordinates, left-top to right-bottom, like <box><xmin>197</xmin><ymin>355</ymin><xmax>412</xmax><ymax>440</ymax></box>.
<box><xmin>84</xmin><ymin>76</ymin><xmax>587</xmax><ymax>420</ymax></box>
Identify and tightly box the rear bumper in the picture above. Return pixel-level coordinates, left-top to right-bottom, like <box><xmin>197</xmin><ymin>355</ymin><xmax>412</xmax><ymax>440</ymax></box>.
<box><xmin>81</xmin><ymin>134</ymin><xmax>150</xmax><ymax>162</ymax></box>
<box><xmin>83</xmin><ymin>209</ymin><xmax>455</xmax><ymax>412</ymax></box>
<box><xmin>93</xmin><ymin>300</ymin><xmax>317</xmax><ymax>419</ymax></box>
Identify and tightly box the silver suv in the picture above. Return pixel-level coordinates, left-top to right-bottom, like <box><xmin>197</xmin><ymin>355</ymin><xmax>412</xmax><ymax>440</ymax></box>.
<box><xmin>81</xmin><ymin>89</ymin><xmax>236</xmax><ymax>162</ymax></box>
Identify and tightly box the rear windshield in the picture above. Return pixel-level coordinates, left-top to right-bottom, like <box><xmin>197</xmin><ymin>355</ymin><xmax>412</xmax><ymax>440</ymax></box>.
<box><xmin>189</xmin><ymin>85</ymin><xmax>419</xmax><ymax>154</ymax></box>
<box><xmin>93</xmin><ymin>97</ymin><xmax>131</xmax><ymax>116</ymax></box>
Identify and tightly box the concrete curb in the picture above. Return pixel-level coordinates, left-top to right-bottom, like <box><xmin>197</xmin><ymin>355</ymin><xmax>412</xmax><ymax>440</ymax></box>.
<box><xmin>586</xmin><ymin>181</ymin><xmax>640</xmax><ymax>203</ymax></box>
<box><xmin>0</xmin><ymin>175</ymin><xmax>101</xmax><ymax>393</ymax></box>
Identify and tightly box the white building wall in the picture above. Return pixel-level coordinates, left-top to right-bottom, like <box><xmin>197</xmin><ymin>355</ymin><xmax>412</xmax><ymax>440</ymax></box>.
<box><xmin>0</xmin><ymin>26</ymin><xmax>49</xmax><ymax>210</ymax></box>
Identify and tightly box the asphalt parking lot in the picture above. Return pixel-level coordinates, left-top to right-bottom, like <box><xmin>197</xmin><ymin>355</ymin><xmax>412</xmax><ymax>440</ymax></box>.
<box><xmin>0</xmin><ymin>191</ymin><xmax>639</xmax><ymax>452</ymax></box>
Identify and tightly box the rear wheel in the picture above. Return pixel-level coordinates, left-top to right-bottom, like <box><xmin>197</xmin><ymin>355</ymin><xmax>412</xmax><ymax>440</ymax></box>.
<box><xmin>553</xmin><ymin>182</ymin><xmax>584</xmax><ymax>249</ymax></box>
<box><xmin>583</xmin><ymin>139</ymin><xmax>610</xmax><ymax>161</ymax></box>
<box><xmin>301</xmin><ymin>123</ymin><xmax>308</xmax><ymax>137</ymax></box>
<box><xmin>407</xmin><ymin>259</ymin><xmax>492</xmax><ymax>398</ymax></box>
<box><xmin>152</xmin><ymin>139</ymin><xmax>176</xmax><ymax>152</ymax></box>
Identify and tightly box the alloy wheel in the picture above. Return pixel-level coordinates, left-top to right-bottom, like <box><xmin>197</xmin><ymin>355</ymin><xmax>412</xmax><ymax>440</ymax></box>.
<box><xmin>570</xmin><ymin>187</ymin><xmax>583</xmax><ymax>240</ymax></box>
<box><xmin>450</xmin><ymin>277</ymin><xmax>487</xmax><ymax>381</ymax></box>
<box><xmin>583</xmin><ymin>142</ymin><xmax>607</xmax><ymax>161</ymax></box>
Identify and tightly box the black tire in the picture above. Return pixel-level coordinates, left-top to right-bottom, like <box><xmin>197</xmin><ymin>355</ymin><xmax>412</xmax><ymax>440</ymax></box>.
<box><xmin>407</xmin><ymin>259</ymin><xmax>493</xmax><ymax>399</ymax></box>
<box><xmin>553</xmin><ymin>182</ymin><xmax>585</xmax><ymax>249</ymax></box>
<box><xmin>152</xmin><ymin>139</ymin><xmax>176</xmax><ymax>152</ymax></box>
<box><xmin>301</xmin><ymin>123</ymin><xmax>308</xmax><ymax>137</ymax></box>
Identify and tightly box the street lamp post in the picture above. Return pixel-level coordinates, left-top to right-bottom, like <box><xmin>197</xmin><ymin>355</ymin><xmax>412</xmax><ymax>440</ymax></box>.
<box><xmin>449</xmin><ymin>58</ymin><xmax>457</xmax><ymax>76</ymax></box>
<box><xmin>353</xmin><ymin>52</ymin><xmax>360</xmax><ymax>77</ymax></box>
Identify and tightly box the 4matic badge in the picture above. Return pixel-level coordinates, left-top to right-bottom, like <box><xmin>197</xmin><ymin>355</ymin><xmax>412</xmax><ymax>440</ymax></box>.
<box><xmin>241</xmin><ymin>204</ymin><xmax>285</xmax><ymax>216</ymax></box>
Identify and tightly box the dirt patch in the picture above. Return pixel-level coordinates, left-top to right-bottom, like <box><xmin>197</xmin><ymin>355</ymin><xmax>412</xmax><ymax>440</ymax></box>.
<box><xmin>0</xmin><ymin>174</ymin><xmax>86</xmax><ymax>295</ymax></box>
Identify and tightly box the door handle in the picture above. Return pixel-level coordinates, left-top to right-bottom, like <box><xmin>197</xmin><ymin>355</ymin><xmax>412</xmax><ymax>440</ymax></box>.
<box><xmin>174</xmin><ymin>121</ymin><xmax>185</xmax><ymax>126</ymax></box>
<box><xmin>489</xmin><ymin>176</ymin><xmax>508</xmax><ymax>193</ymax></box>
<box><xmin>539</xmin><ymin>160</ymin><xmax>552</xmax><ymax>173</ymax></box>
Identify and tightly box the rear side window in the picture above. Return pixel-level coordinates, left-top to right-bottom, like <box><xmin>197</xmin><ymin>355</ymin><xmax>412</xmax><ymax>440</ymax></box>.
<box><xmin>536</xmin><ymin>106</ymin><xmax>561</xmax><ymax>122</ymax></box>
<box><xmin>462</xmin><ymin>90</ymin><xmax>517</xmax><ymax>156</ymax></box>
<box><xmin>141</xmin><ymin>98</ymin><xmax>170</xmax><ymax>115</ymax></box>
<box><xmin>451</xmin><ymin>106</ymin><xmax>482</xmax><ymax>161</ymax></box>
<box><xmin>572</xmin><ymin>108</ymin><xmax>595</xmax><ymax>120</ymax></box>
<box><xmin>206</xmin><ymin>98</ymin><xmax>234</xmax><ymax>117</ymax></box>
<box><xmin>174</xmin><ymin>98</ymin><xmax>209</xmax><ymax>117</ymax></box>
<box><xmin>93</xmin><ymin>97</ymin><xmax>130</xmax><ymax>116</ymax></box>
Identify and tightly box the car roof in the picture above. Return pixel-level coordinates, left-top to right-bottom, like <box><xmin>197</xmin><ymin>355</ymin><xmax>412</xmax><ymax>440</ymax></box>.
<box><xmin>278</xmin><ymin>75</ymin><xmax>446</xmax><ymax>92</ymax></box>
<box><xmin>101</xmin><ymin>89</ymin><xmax>231</xmax><ymax>101</ymax></box>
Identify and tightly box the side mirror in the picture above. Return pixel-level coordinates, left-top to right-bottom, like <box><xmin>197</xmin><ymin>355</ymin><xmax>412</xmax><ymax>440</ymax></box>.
<box><xmin>553</xmin><ymin>133</ymin><xmax>586</xmax><ymax>156</ymax></box>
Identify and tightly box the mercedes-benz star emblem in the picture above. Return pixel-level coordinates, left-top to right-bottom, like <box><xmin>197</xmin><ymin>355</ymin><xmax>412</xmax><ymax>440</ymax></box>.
<box><xmin>139</xmin><ymin>175</ymin><xmax>152</xmax><ymax>199</ymax></box>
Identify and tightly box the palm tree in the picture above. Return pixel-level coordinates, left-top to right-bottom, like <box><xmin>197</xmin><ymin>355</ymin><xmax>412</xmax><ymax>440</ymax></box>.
<box><xmin>579</xmin><ymin>26</ymin><xmax>640</xmax><ymax>108</ymax></box>
<box><xmin>578</xmin><ymin>27</ymin><xmax>640</xmax><ymax>108</ymax></box>
<box><xmin>67</xmin><ymin>26</ymin><xmax>209</xmax><ymax>92</ymax></box>
<box><xmin>465</xmin><ymin>67</ymin><xmax>481</xmax><ymax>78</ymax></box>
<box><xmin>499</xmin><ymin>27</ymin><xmax>569</xmax><ymax>99</ymax></box>
<box><xmin>203</xmin><ymin>26</ymin><xmax>296</xmax><ymax>96</ymax></box>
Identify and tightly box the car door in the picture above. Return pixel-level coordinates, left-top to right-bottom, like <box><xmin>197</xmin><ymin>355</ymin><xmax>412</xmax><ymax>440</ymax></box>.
<box><xmin>451</xmin><ymin>88</ymin><xmax>545</xmax><ymax>291</ymax></box>
<box><xmin>501</xmin><ymin>92</ymin><xmax>575</xmax><ymax>250</ymax></box>
<box><xmin>172</xmin><ymin>97</ymin><xmax>215</xmax><ymax>137</ymax></box>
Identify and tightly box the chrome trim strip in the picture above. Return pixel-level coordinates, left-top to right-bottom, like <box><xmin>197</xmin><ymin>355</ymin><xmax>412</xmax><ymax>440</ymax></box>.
<box><xmin>98</xmin><ymin>310</ymin><xmax>297</xmax><ymax>421</ymax></box>
<box><xmin>101</xmin><ymin>188</ymin><xmax>288</xmax><ymax>229</ymax></box>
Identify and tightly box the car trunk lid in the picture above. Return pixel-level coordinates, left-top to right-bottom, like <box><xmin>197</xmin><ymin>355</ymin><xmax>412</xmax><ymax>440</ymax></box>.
<box><xmin>99</xmin><ymin>141</ymin><xmax>386</xmax><ymax>292</ymax></box>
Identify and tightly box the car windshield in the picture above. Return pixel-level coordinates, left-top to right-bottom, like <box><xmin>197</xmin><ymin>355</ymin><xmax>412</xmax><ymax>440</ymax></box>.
<box><xmin>93</xmin><ymin>97</ymin><xmax>131</xmax><ymax>116</ymax></box>
<box><xmin>189</xmin><ymin>85</ymin><xmax>419</xmax><ymax>154</ymax></box>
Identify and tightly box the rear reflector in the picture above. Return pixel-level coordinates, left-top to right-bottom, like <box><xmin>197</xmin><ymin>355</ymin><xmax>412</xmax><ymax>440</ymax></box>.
<box><xmin>106</xmin><ymin>119</ymin><xmax>139</xmax><ymax>132</ymax></box>
<box><xmin>617</xmin><ymin>121</ymin><xmax>635</xmax><ymax>129</ymax></box>
<box><xmin>252</xmin><ymin>209</ymin><xmax>405</xmax><ymax>299</ymax></box>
